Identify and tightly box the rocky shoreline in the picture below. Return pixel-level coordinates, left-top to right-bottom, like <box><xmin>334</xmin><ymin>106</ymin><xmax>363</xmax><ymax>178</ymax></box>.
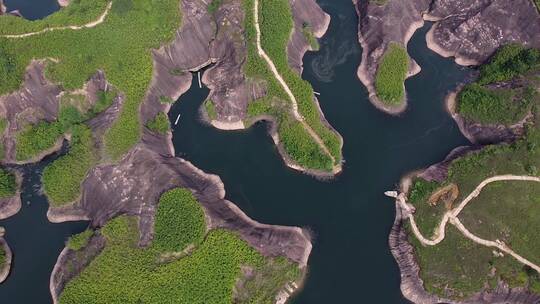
<box><xmin>0</xmin><ymin>0</ymin><xmax>313</xmax><ymax>301</ymax></box>
<box><xmin>390</xmin><ymin>76</ymin><xmax>539</xmax><ymax>304</ymax></box>
<box><xmin>201</xmin><ymin>0</ymin><xmax>343</xmax><ymax>177</ymax></box>
<box><xmin>354</xmin><ymin>0</ymin><xmax>540</xmax><ymax>115</ymax></box>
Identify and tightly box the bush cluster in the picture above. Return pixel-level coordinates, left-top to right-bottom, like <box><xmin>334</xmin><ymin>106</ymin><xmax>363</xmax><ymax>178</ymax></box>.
<box><xmin>374</xmin><ymin>43</ymin><xmax>409</xmax><ymax>105</ymax></box>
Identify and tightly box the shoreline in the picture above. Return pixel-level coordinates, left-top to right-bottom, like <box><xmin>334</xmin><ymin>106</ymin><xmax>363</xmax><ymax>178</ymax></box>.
<box><xmin>424</xmin><ymin>22</ymin><xmax>480</xmax><ymax>67</ymax></box>
<box><xmin>0</xmin><ymin>235</ymin><xmax>12</xmax><ymax>284</ymax></box>
<box><xmin>206</xmin><ymin>2</ymin><xmax>343</xmax><ymax>177</ymax></box>
<box><xmin>355</xmin><ymin>8</ymin><xmax>424</xmax><ymax>116</ymax></box>
<box><xmin>47</xmin><ymin>0</ymin><xmax>315</xmax><ymax>300</ymax></box>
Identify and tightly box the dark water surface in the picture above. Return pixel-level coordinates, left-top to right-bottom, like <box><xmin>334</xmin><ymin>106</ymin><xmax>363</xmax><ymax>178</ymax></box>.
<box><xmin>4</xmin><ymin>0</ymin><xmax>59</xmax><ymax>20</ymax></box>
<box><xmin>0</xmin><ymin>0</ymin><xmax>471</xmax><ymax>303</ymax></box>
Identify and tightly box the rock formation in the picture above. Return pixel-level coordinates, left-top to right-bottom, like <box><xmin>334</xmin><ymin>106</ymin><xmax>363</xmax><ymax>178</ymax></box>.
<box><xmin>0</xmin><ymin>0</ymin><xmax>314</xmax><ymax>300</ymax></box>
<box><xmin>353</xmin><ymin>0</ymin><xmax>540</xmax><ymax>114</ymax></box>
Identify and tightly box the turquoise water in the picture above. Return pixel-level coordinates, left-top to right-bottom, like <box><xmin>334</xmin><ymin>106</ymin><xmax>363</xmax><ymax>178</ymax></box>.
<box><xmin>0</xmin><ymin>0</ymin><xmax>471</xmax><ymax>303</ymax></box>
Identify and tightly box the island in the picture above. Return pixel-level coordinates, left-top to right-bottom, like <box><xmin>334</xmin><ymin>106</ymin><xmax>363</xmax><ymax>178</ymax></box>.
<box><xmin>0</xmin><ymin>0</ymin><xmax>333</xmax><ymax>302</ymax></box>
<box><xmin>354</xmin><ymin>0</ymin><xmax>540</xmax><ymax>302</ymax></box>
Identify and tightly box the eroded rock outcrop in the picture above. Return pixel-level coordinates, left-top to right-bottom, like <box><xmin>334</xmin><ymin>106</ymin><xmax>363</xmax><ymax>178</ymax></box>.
<box><xmin>353</xmin><ymin>0</ymin><xmax>427</xmax><ymax>114</ymax></box>
<box><xmin>0</xmin><ymin>0</ymin><xmax>313</xmax><ymax>301</ymax></box>
<box><xmin>354</xmin><ymin>0</ymin><xmax>540</xmax><ymax>114</ymax></box>
<box><xmin>43</xmin><ymin>0</ymin><xmax>312</xmax><ymax>301</ymax></box>
<box><xmin>425</xmin><ymin>0</ymin><xmax>540</xmax><ymax>66</ymax></box>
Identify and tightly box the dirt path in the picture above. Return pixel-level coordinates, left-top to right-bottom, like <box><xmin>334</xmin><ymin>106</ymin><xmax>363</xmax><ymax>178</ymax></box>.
<box><xmin>1</xmin><ymin>1</ymin><xmax>112</xmax><ymax>39</ymax></box>
<box><xmin>253</xmin><ymin>0</ymin><xmax>336</xmax><ymax>167</ymax></box>
<box><xmin>386</xmin><ymin>175</ymin><xmax>540</xmax><ymax>273</ymax></box>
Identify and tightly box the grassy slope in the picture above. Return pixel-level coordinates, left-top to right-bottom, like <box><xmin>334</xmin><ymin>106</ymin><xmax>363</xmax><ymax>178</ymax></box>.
<box><xmin>242</xmin><ymin>0</ymin><xmax>340</xmax><ymax>171</ymax></box>
<box><xmin>0</xmin><ymin>0</ymin><xmax>181</xmax><ymax>160</ymax></box>
<box><xmin>59</xmin><ymin>188</ymin><xmax>301</xmax><ymax>303</ymax></box>
<box><xmin>459</xmin><ymin>181</ymin><xmax>540</xmax><ymax>266</ymax></box>
<box><xmin>374</xmin><ymin>43</ymin><xmax>409</xmax><ymax>105</ymax></box>
<box><xmin>407</xmin><ymin>45</ymin><xmax>540</xmax><ymax>299</ymax></box>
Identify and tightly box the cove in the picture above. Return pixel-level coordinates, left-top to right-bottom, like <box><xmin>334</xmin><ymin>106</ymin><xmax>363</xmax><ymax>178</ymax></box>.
<box><xmin>0</xmin><ymin>0</ymin><xmax>472</xmax><ymax>303</ymax></box>
<box><xmin>168</xmin><ymin>0</ymin><xmax>470</xmax><ymax>302</ymax></box>
<box><xmin>0</xmin><ymin>151</ymin><xmax>88</xmax><ymax>303</ymax></box>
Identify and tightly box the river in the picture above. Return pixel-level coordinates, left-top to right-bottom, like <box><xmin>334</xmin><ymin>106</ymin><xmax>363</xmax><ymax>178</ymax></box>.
<box><xmin>0</xmin><ymin>0</ymin><xmax>471</xmax><ymax>303</ymax></box>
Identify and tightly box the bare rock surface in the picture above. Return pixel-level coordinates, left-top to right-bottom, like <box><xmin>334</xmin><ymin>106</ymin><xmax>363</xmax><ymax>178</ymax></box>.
<box><xmin>425</xmin><ymin>0</ymin><xmax>540</xmax><ymax>65</ymax></box>
<box><xmin>0</xmin><ymin>234</ymin><xmax>12</xmax><ymax>284</ymax></box>
<box><xmin>0</xmin><ymin>61</ymin><xmax>61</xmax><ymax>164</ymax></box>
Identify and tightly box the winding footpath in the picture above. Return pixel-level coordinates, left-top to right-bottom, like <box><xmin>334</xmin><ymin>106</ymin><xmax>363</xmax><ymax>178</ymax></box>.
<box><xmin>253</xmin><ymin>0</ymin><xmax>337</xmax><ymax>168</ymax></box>
<box><xmin>386</xmin><ymin>175</ymin><xmax>540</xmax><ymax>273</ymax></box>
<box><xmin>0</xmin><ymin>1</ymin><xmax>112</xmax><ymax>39</ymax></box>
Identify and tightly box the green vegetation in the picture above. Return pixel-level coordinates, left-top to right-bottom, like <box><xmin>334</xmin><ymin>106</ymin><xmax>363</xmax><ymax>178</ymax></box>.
<box><xmin>478</xmin><ymin>44</ymin><xmax>540</xmax><ymax>85</ymax></box>
<box><xmin>456</xmin><ymin>45</ymin><xmax>540</xmax><ymax>125</ymax></box>
<box><xmin>204</xmin><ymin>99</ymin><xmax>217</xmax><ymax>120</ymax></box>
<box><xmin>152</xmin><ymin>188</ymin><xmax>206</xmax><ymax>253</ymax></box>
<box><xmin>370</xmin><ymin>0</ymin><xmax>388</xmax><ymax>5</ymax></box>
<box><xmin>407</xmin><ymin>179</ymin><xmax>446</xmax><ymax>236</ymax></box>
<box><xmin>15</xmin><ymin>121</ymin><xmax>64</xmax><ymax>161</ymax></box>
<box><xmin>460</xmin><ymin>181</ymin><xmax>540</xmax><ymax>266</ymax></box>
<box><xmin>0</xmin><ymin>246</ymin><xmax>5</xmax><ymax>268</ymax></box>
<box><xmin>158</xmin><ymin>95</ymin><xmax>174</xmax><ymax>104</ymax></box>
<box><xmin>42</xmin><ymin>125</ymin><xmax>96</xmax><ymax>206</ymax></box>
<box><xmin>59</xmin><ymin>188</ymin><xmax>301</xmax><ymax>303</ymax></box>
<box><xmin>207</xmin><ymin>0</ymin><xmax>223</xmax><ymax>14</ymax></box>
<box><xmin>457</xmin><ymin>84</ymin><xmax>535</xmax><ymax>125</ymax></box>
<box><xmin>241</xmin><ymin>0</ymin><xmax>341</xmax><ymax>171</ymax></box>
<box><xmin>408</xmin><ymin>45</ymin><xmax>540</xmax><ymax>298</ymax></box>
<box><xmin>0</xmin><ymin>0</ymin><xmax>110</xmax><ymax>35</ymax></box>
<box><xmin>0</xmin><ymin>168</ymin><xmax>16</xmax><ymax>198</ymax></box>
<box><xmin>535</xmin><ymin>0</ymin><xmax>540</xmax><ymax>12</ymax></box>
<box><xmin>374</xmin><ymin>43</ymin><xmax>409</xmax><ymax>105</ymax></box>
<box><xmin>67</xmin><ymin>229</ymin><xmax>93</xmax><ymax>251</ymax></box>
<box><xmin>0</xmin><ymin>0</ymin><xmax>182</xmax><ymax>160</ymax></box>
<box><xmin>146</xmin><ymin>112</ymin><xmax>170</xmax><ymax>134</ymax></box>
<box><xmin>302</xmin><ymin>23</ymin><xmax>319</xmax><ymax>51</ymax></box>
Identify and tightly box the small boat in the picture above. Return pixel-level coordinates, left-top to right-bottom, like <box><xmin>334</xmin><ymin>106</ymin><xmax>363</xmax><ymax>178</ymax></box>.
<box><xmin>174</xmin><ymin>114</ymin><xmax>181</xmax><ymax>125</ymax></box>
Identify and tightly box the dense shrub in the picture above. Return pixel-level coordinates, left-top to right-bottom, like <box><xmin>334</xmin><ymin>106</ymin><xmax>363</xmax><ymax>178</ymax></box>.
<box><xmin>15</xmin><ymin>121</ymin><xmax>64</xmax><ymax>161</ymax></box>
<box><xmin>152</xmin><ymin>188</ymin><xmax>206</xmax><ymax>253</ymax></box>
<box><xmin>146</xmin><ymin>112</ymin><xmax>170</xmax><ymax>134</ymax></box>
<box><xmin>374</xmin><ymin>43</ymin><xmax>409</xmax><ymax>105</ymax></box>
<box><xmin>67</xmin><ymin>229</ymin><xmax>93</xmax><ymax>251</ymax></box>
<box><xmin>42</xmin><ymin>125</ymin><xmax>96</xmax><ymax>206</ymax></box>
<box><xmin>207</xmin><ymin>0</ymin><xmax>223</xmax><ymax>14</ymax></box>
<box><xmin>478</xmin><ymin>44</ymin><xmax>540</xmax><ymax>85</ymax></box>
<box><xmin>0</xmin><ymin>168</ymin><xmax>16</xmax><ymax>198</ymax></box>
<box><xmin>457</xmin><ymin>84</ymin><xmax>534</xmax><ymax>124</ymax></box>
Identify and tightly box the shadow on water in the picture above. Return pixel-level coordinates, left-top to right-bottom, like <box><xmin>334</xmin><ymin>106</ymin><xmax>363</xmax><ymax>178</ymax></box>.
<box><xmin>169</xmin><ymin>1</ymin><xmax>470</xmax><ymax>303</ymax></box>
<box><xmin>4</xmin><ymin>0</ymin><xmax>60</xmax><ymax>20</ymax></box>
<box><xmin>0</xmin><ymin>149</ymin><xmax>88</xmax><ymax>304</ymax></box>
<box><xmin>0</xmin><ymin>0</ymin><xmax>472</xmax><ymax>303</ymax></box>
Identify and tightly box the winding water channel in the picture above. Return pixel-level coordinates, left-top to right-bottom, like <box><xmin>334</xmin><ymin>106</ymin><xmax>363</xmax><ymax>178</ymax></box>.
<box><xmin>0</xmin><ymin>0</ymin><xmax>472</xmax><ymax>303</ymax></box>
